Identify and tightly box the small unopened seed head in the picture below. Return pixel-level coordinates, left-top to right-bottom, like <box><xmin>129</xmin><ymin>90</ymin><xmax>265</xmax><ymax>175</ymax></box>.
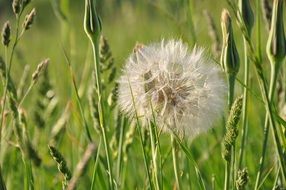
<box><xmin>84</xmin><ymin>0</ymin><xmax>102</xmax><ymax>42</ymax></box>
<box><xmin>238</xmin><ymin>0</ymin><xmax>254</xmax><ymax>36</ymax></box>
<box><xmin>23</xmin><ymin>8</ymin><xmax>36</xmax><ymax>31</ymax></box>
<box><xmin>221</xmin><ymin>9</ymin><xmax>240</xmax><ymax>75</ymax></box>
<box><xmin>2</xmin><ymin>21</ymin><xmax>11</xmax><ymax>46</ymax></box>
<box><xmin>12</xmin><ymin>0</ymin><xmax>21</xmax><ymax>15</ymax></box>
<box><xmin>32</xmin><ymin>59</ymin><xmax>49</xmax><ymax>82</ymax></box>
<box><xmin>266</xmin><ymin>0</ymin><xmax>286</xmax><ymax>62</ymax></box>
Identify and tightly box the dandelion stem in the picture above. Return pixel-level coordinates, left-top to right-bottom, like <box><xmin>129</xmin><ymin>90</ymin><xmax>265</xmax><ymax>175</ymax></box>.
<box><xmin>149</xmin><ymin>120</ymin><xmax>160</xmax><ymax>190</ymax></box>
<box><xmin>238</xmin><ymin>37</ymin><xmax>249</xmax><ymax>169</ymax></box>
<box><xmin>171</xmin><ymin>135</ymin><xmax>181</xmax><ymax>190</ymax></box>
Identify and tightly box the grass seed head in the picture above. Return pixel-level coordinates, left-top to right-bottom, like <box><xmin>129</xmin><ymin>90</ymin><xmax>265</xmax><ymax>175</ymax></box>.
<box><xmin>2</xmin><ymin>21</ymin><xmax>11</xmax><ymax>46</ymax></box>
<box><xmin>12</xmin><ymin>0</ymin><xmax>21</xmax><ymax>16</ymax></box>
<box><xmin>23</xmin><ymin>8</ymin><xmax>36</xmax><ymax>31</ymax></box>
<box><xmin>32</xmin><ymin>59</ymin><xmax>49</xmax><ymax>83</ymax></box>
<box><xmin>236</xmin><ymin>168</ymin><xmax>249</xmax><ymax>190</ymax></box>
<box><xmin>223</xmin><ymin>96</ymin><xmax>243</xmax><ymax>162</ymax></box>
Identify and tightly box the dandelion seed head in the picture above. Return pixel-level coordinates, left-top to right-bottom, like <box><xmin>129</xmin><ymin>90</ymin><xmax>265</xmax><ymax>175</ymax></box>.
<box><xmin>118</xmin><ymin>39</ymin><xmax>227</xmax><ymax>138</ymax></box>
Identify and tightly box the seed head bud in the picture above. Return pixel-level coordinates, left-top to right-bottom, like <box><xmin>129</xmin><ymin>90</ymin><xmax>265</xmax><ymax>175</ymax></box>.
<box><xmin>32</xmin><ymin>59</ymin><xmax>49</xmax><ymax>83</ymax></box>
<box><xmin>266</xmin><ymin>0</ymin><xmax>286</xmax><ymax>63</ymax></box>
<box><xmin>84</xmin><ymin>0</ymin><xmax>102</xmax><ymax>43</ymax></box>
<box><xmin>2</xmin><ymin>21</ymin><xmax>11</xmax><ymax>46</ymax></box>
<box><xmin>12</xmin><ymin>0</ymin><xmax>22</xmax><ymax>16</ymax></box>
<box><xmin>221</xmin><ymin>9</ymin><xmax>240</xmax><ymax>76</ymax></box>
<box><xmin>23</xmin><ymin>8</ymin><xmax>36</xmax><ymax>31</ymax></box>
<box><xmin>238</xmin><ymin>0</ymin><xmax>254</xmax><ymax>36</ymax></box>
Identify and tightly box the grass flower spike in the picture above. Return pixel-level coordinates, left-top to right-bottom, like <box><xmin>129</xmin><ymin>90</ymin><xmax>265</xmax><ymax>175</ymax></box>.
<box><xmin>118</xmin><ymin>39</ymin><xmax>227</xmax><ymax>137</ymax></box>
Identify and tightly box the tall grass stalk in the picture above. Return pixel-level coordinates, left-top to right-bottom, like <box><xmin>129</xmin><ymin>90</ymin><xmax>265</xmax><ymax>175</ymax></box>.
<box><xmin>238</xmin><ymin>37</ymin><xmax>249</xmax><ymax>169</ymax></box>
<box><xmin>0</xmin><ymin>13</ymin><xmax>23</xmax><ymax>140</ymax></box>
<box><xmin>91</xmin><ymin>40</ymin><xmax>114</xmax><ymax>189</ymax></box>
<box><xmin>115</xmin><ymin>115</ymin><xmax>126</xmax><ymax>183</ymax></box>
<box><xmin>90</xmin><ymin>138</ymin><xmax>101</xmax><ymax>190</ymax></box>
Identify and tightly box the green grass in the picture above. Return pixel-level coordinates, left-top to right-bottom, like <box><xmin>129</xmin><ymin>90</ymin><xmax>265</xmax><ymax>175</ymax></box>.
<box><xmin>0</xmin><ymin>0</ymin><xmax>285</xmax><ymax>189</ymax></box>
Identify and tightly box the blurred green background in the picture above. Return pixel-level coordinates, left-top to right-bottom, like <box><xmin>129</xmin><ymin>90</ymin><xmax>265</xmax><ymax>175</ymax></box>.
<box><xmin>0</xmin><ymin>0</ymin><xmax>283</xmax><ymax>189</ymax></box>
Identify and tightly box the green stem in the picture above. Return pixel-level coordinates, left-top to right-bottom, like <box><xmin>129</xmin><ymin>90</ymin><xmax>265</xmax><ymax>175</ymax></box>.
<box><xmin>228</xmin><ymin>74</ymin><xmax>236</xmax><ymax>110</ymax></box>
<box><xmin>224</xmin><ymin>160</ymin><xmax>231</xmax><ymax>190</ymax></box>
<box><xmin>231</xmin><ymin>145</ymin><xmax>236</xmax><ymax>189</ymax></box>
<box><xmin>91</xmin><ymin>42</ymin><xmax>114</xmax><ymax>190</ymax></box>
<box><xmin>238</xmin><ymin>37</ymin><xmax>249</xmax><ymax>169</ymax></box>
<box><xmin>171</xmin><ymin>135</ymin><xmax>181</xmax><ymax>190</ymax></box>
<box><xmin>90</xmin><ymin>139</ymin><xmax>101</xmax><ymax>190</ymax></box>
<box><xmin>116</xmin><ymin>116</ymin><xmax>126</xmax><ymax>182</ymax></box>
<box><xmin>149</xmin><ymin>121</ymin><xmax>159</xmax><ymax>190</ymax></box>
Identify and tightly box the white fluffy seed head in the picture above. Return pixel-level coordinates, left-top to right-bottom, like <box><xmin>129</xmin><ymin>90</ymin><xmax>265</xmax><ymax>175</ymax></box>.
<box><xmin>118</xmin><ymin>39</ymin><xmax>227</xmax><ymax>138</ymax></box>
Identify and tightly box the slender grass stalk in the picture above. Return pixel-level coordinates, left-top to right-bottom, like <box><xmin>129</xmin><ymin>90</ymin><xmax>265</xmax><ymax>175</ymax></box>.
<box><xmin>150</xmin><ymin>106</ymin><xmax>163</xmax><ymax>190</ymax></box>
<box><xmin>84</xmin><ymin>1</ymin><xmax>114</xmax><ymax>187</ymax></box>
<box><xmin>128</xmin><ymin>79</ymin><xmax>153</xmax><ymax>189</ymax></box>
<box><xmin>149</xmin><ymin>120</ymin><xmax>160</xmax><ymax>190</ymax></box>
<box><xmin>224</xmin><ymin>160</ymin><xmax>231</xmax><ymax>190</ymax></box>
<box><xmin>171</xmin><ymin>135</ymin><xmax>181</xmax><ymax>190</ymax></box>
<box><xmin>187</xmin><ymin>0</ymin><xmax>197</xmax><ymax>45</ymax></box>
<box><xmin>231</xmin><ymin>145</ymin><xmax>236</xmax><ymax>189</ymax></box>
<box><xmin>238</xmin><ymin>37</ymin><xmax>249</xmax><ymax>169</ymax></box>
<box><xmin>90</xmin><ymin>138</ymin><xmax>101</xmax><ymax>190</ymax></box>
<box><xmin>255</xmin><ymin>62</ymin><xmax>283</xmax><ymax>189</ymax></box>
<box><xmin>115</xmin><ymin>115</ymin><xmax>126</xmax><ymax>183</ymax></box>
<box><xmin>0</xmin><ymin>47</ymin><xmax>8</xmax><ymax>144</ymax></box>
<box><xmin>91</xmin><ymin>41</ymin><xmax>115</xmax><ymax>189</ymax></box>
<box><xmin>0</xmin><ymin>16</ymin><xmax>23</xmax><ymax>139</ymax></box>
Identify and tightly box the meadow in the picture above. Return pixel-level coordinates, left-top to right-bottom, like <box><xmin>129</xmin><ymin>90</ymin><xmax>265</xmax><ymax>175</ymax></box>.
<box><xmin>0</xmin><ymin>0</ymin><xmax>285</xmax><ymax>189</ymax></box>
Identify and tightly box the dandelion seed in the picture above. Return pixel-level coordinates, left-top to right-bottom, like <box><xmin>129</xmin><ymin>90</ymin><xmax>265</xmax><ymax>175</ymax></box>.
<box><xmin>118</xmin><ymin>39</ymin><xmax>227</xmax><ymax>137</ymax></box>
